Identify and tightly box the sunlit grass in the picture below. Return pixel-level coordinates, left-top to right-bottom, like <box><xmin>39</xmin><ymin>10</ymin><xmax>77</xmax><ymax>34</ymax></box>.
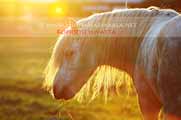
<box><xmin>0</xmin><ymin>37</ymin><xmax>141</xmax><ymax>120</ymax></box>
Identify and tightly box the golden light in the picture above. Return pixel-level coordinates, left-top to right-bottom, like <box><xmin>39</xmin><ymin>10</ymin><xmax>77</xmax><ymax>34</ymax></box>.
<box><xmin>49</xmin><ymin>3</ymin><xmax>67</xmax><ymax>17</ymax></box>
<box><xmin>20</xmin><ymin>0</ymin><xmax>57</xmax><ymax>3</ymax></box>
<box><xmin>55</xmin><ymin>7</ymin><xmax>63</xmax><ymax>14</ymax></box>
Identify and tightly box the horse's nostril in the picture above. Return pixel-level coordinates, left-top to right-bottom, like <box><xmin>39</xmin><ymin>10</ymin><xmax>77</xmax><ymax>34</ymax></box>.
<box><xmin>53</xmin><ymin>85</ymin><xmax>62</xmax><ymax>99</ymax></box>
<box><xmin>60</xmin><ymin>87</ymin><xmax>75</xmax><ymax>100</ymax></box>
<box><xmin>53</xmin><ymin>85</ymin><xmax>74</xmax><ymax>100</ymax></box>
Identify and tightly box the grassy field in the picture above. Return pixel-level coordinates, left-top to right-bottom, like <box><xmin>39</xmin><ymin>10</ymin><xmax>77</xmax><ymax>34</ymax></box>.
<box><xmin>0</xmin><ymin>37</ymin><xmax>142</xmax><ymax>120</ymax></box>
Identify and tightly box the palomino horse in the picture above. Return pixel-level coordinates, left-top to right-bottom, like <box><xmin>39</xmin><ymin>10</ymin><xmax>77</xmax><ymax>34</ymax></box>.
<box><xmin>44</xmin><ymin>7</ymin><xmax>181</xmax><ymax>120</ymax></box>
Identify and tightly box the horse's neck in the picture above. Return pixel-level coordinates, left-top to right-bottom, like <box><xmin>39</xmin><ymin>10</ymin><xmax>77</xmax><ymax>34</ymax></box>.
<box><xmin>100</xmin><ymin>38</ymin><xmax>139</xmax><ymax>76</ymax></box>
<box><xmin>95</xmin><ymin>11</ymin><xmax>151</xmax><ymax>75</ymax></box>
<box><xmin>97</xmin><ymin>10</ymin><xmax>176</xmax><ymax>76</ymax></box>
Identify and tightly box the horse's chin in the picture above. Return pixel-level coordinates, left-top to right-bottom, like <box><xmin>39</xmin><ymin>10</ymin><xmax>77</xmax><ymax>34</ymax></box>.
<box><xmin>53</xmin><ymin>85</ymin><xmax>75</xmax><ymax>100</ymax></box>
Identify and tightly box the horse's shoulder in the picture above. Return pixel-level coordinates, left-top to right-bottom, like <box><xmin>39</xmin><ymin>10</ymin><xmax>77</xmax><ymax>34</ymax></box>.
<box><xmin>155</xmin><ymin>15</ymin><xmax>181</xmax><ymax>60</ymax></box>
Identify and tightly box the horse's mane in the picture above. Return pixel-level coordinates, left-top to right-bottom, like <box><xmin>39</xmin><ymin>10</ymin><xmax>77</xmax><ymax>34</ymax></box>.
<box><xmin>44</xmin><ymin>7</ymin><xmax>179</xmax><ymax>102</ymax></box>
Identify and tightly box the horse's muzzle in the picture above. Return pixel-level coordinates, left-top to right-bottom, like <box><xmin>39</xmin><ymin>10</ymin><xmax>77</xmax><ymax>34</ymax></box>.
<box><xmin>53</xmin><ymin>85</ymin><xmax>74</xmax><ymax>100</ymax></box>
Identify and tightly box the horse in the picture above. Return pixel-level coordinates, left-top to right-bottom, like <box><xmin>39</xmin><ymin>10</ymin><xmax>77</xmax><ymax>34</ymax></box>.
<box><xmin>44</xmin><ymin>7</ymin><xmax>181</xmax><ymax>120</ymax></box>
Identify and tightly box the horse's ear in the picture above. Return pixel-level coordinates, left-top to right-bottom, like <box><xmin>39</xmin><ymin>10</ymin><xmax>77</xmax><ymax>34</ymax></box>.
<box><xmin>68</xmin><ymin>18</ymin><xmax>78</xmax><ymax>34</ymax></box>
<box><xmin>147</xmin><ymin>6</ymin><xmax>160</xmax><ymax>11</ymax></box>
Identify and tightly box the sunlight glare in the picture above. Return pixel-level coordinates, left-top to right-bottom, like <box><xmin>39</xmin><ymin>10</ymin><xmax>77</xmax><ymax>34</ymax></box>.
<box><xmin>55</xmin><ymin>7</ymin><xmax>63</xmax><ymax>14</ymax></box>
<box><xmin>21</xmin><ymin>0</ymin><xmax>57</xmax><ymax>3</ymax></box>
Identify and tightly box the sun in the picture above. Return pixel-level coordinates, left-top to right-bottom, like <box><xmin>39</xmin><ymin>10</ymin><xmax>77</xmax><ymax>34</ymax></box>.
<box><xmin>48</xmin><ymin>3</ymin><xmax>67</xmax><ymax>16</ymax></box>
<box><xmin>55</xmin><ymin>7</ymin><xmax>63</xmax><ymax>14</ymax></box>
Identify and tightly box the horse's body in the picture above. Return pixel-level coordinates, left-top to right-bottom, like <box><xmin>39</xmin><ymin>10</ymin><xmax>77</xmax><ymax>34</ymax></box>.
<box><xmin>44</xmin><ymin>7</ymin><xmax>181</xmax><ymax>119</ymax></box>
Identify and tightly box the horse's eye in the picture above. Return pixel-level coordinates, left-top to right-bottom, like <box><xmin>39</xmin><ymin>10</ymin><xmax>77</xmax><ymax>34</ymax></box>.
<box><xmin>64</xmin><ymin>50</ymin><xmax>74</xmax><ymax>57</ymax></box>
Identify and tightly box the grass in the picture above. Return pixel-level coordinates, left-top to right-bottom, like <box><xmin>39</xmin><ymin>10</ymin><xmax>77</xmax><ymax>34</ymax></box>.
<box><xmin>0</xmin><ymin>37</ymin><xmax>142</xmax><ymax>120</ymax></box>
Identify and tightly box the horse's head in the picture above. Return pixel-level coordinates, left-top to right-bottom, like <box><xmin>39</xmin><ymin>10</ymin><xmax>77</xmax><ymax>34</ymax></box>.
<box><xmin>45</xmin><ymin>25</ymin><xmax>103</xmax><ymax>100</ymax></box>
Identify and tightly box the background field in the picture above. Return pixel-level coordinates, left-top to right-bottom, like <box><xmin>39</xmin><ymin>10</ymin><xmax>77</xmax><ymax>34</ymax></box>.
<box><xmin>0</xmin><ymin>37</ymin><xmax>141</xmax><ymax>120</ymax></box>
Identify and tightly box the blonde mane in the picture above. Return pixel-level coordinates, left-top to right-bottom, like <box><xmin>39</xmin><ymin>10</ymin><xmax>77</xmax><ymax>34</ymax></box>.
<box><xmin>44</xmin><ymin>7</ymin><xmax>179</xmax><ymax>102</ymax></box>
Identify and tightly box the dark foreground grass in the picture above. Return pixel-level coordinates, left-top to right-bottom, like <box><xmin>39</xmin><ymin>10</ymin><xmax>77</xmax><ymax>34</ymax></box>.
<box><xmin>0</xmin><ymin>37</ymin><xmax>141</xmax><ymax>120</ymax></box>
